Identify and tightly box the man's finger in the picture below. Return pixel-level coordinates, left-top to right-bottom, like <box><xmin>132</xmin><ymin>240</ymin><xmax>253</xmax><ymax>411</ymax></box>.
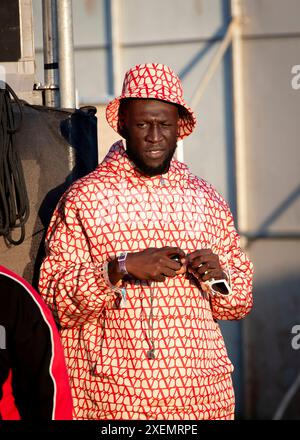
<box><xmin>186</xmin><ymin>249</ymin><xmax>212</xmax><ymax>263</ymax></box>
<box><xmin>162</xmin><ymin>267</ymin><xmax>178</xmax><ymax>278</ymax></box>
<box><xmin>188</xmin><ymin>254</ymin><xmax>217</xmax><ymax>269</ymax></box>
<box><xmin>164</xmin><ymin>247</ymin><xmax>186</xmax><ymax>259</ymax></box>
<box><xmin>153</xmin><ymin>273</ymin><xmax>166</xmax><ymax>282</ymax></box>
<box><xmin>202</xmin><ymin>269</ymin><xmax>224</xmax><ymax>283</ymax></box>
<box><xmin>196</xmin><ymin>262</ymin><xmax>217</xmax><ymax>276</ymax></box>
<box><xmin>165</xmin><ymin>258</ymin><xmax>182</xmax><ymax>271</ymax></box>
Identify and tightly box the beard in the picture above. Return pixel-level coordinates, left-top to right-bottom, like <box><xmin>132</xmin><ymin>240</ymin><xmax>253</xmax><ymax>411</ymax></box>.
<box><xmin>125</xmin><ymin>142</ymin><xmax>177</xmax><ymax>177</ymax></box>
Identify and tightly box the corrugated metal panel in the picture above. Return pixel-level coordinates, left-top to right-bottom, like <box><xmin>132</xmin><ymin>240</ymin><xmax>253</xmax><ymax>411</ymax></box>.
<box><xmin>242</xmin><ymin>0</ymin><xmax>300</xmax><ymax>36</ymax></box>
<box><xmin>243</xmin><ymin>38</ymin><xmax>300</xmax><ymax>233</ymax></box>
<box><xmin>32</xmin><ymin>0</ymin><xmax>107</xmax><ymax>47</ymax></box>
<box><xmin>121</xmin><ymin>0</ymin><xmax>228</xmax><ymax>42</ymax></box>
<box><xmin>74</xmin><ymin>48</ymin><xmax>108</xmax><ymax>102</ymax></box>
<box><xmin>244</xmin><ymin>240</ymin><xmax>300</xmax><ymax>419</ymax></box>
<box><xmin>241</xmin><ymin>4</ymin><xmax>300</xmax><ymax>418</ymax></box>
<box><xmin>72</xmin><ymin>0</ymin><xmax>106</xmax><ymax>46</ymax></box>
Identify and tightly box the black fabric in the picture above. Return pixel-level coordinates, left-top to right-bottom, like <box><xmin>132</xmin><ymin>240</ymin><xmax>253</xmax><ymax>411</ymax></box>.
<box><xmin>0</xmin><ymin>100</ymin><xmax>98</xmax><ymax>286</ymax></box>
<box><xmin>32</xmin><ymin>104</ymin><xmax>98</xmax><ymax>287</ymax></box>
<box><xmin>0</xmin><ymin>273</ymin><xmax>54</xmax><ymax>420</ymax></box>
<box><xmin>0</xmin><ymin>0</ymin><xmax>21</xmax><ymax>61</ymax></box>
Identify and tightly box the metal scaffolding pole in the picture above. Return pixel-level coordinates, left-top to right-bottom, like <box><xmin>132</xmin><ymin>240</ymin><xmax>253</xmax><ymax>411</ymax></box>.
<box><xmin>42</xmin><ymin>0</ymin><xmax>60</xmax><ymax>107</ymax></box>
<box><xmin>230</xmin><ymin>0</ymin><xmax>251</xmax><ymax>419</ymax></box>
<box><xmin>57</xmin><ymin>0</ymin><xmax>76</xmax><ymax>109</ymax></box>
<box><xmin>231</xmin><ymin>0</ymin><xmax>248</xmax><ymax>247</ymax></box>
<box><xmin>56</xmin><ymin>0</ymin><xmax>76</xmax><ymax>173</ymax></box>
<box><xmin>110</xmin><ymin>0</ymin><xmax>122</xmax><ymax>96</ymax></box>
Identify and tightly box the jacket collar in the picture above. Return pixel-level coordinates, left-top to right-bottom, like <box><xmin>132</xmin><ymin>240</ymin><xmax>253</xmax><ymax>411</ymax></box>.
<box><xmin>100</xmin><ymin>140</ymin><xmax>189</xmax><ymax>187</ymax></box>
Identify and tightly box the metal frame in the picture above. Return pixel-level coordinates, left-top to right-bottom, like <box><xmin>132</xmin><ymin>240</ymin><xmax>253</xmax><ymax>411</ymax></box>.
<box><xmin>56</xmin><ymin>0</ymin><xmax>76</xmax><ymax>109</ymax></box>
<box><xmin>42</xmin><ymin>0</ymin><xmax>60</xmax><ymax>107</ymax></box>
<box><xmin>1</xmin><ymin>0</ymin><xmax>41</xmax><ymax>103</ymax></box>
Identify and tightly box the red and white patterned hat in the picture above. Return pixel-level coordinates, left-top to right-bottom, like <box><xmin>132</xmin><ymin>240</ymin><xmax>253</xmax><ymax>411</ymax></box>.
<box><xmin>106</xmin><ymin>63</ymin><xmax>197</xmax><ymax>140</ymax></box>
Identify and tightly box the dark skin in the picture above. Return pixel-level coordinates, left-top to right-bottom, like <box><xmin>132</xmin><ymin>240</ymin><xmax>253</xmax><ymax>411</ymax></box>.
<box><xmin>118</xmin><ymin>98</ymin><xmax>178</xmax><ymax>177</ymax></box>
<box><xmin>108</xmin><ymin>99</ymin><xmax>228</xmax><ymax>293</ymax></box>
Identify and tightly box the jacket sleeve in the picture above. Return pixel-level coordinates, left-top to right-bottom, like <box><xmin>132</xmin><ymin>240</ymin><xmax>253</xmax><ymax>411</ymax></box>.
<box><xmin>11</xmin><ymin>286</ymin><xmax>73</xmax><ymax>420</ymax></box>
<box><xmin>39</xmin><ymin>190</ymin><xmax>121</xmax><ymax>329</ymax></box>
<box><xmin>207</xmin><ymin>199</ymin><xmax>254</xmax><ymax>321</ymax></box>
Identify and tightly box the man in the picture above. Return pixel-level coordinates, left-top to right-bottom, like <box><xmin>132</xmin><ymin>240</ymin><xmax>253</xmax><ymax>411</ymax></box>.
<box><xmin>39</xmin><ymin>63</ymin><xmax>253</xmax><ymax>420</ymax></box>
<box><xmin>0</xmin><ymin>265</ymin><xmax>73</xmax><ymax>420</ymax></box>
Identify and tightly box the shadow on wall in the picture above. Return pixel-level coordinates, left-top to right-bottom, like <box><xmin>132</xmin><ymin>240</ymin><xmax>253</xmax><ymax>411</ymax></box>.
<box><xmin>245</xmin><ymin>268</ymin><xmax>300</xmax><ymax>420</ymax></box>
<box><xmin>0</xmin><ymin>102</ymin><xmax>98</xmax><ymax>287</ymax></box>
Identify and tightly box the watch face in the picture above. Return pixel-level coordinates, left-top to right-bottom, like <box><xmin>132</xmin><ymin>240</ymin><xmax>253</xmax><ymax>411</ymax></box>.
<box><xmin>118</xmin><ymin>253</ymin><xmax>128</xmax><ymax>274</ymax></box>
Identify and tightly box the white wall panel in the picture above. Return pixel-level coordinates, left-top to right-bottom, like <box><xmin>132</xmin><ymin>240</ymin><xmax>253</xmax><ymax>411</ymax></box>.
<box><xmin>243</xmin><ymin>0</ymin><xmax>300</xmax><ymax>36</ymax></box>
<box><xmin>121</xmin><ymin>0</ymin><xmax>228</xmax><ymax>43</ymax></box>
<box><xmin>243</xmin><ymin>38</ymin><xmax>300</xmax><ymax>233</ymax></box>
<box><xmin>245</xmin><ymin>240</ymin><xmax>300</xmax><ymax>419</ymax></box>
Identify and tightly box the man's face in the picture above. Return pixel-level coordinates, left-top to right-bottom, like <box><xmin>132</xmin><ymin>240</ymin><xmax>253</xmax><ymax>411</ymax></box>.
<box><xmin>120</xmin><ymin>99</ymin><xmax>180</xmax><ymax>177</ymax></box>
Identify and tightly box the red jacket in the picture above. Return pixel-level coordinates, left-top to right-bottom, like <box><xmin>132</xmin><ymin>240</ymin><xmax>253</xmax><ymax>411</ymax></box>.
<box><xmin>0</xmin><ymin>265</ymin><xmax>73</xmax><ymax>420</ymax></box>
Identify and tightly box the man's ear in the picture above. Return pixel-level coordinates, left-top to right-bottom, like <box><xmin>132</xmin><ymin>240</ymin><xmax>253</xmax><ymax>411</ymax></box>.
<box><xmin>177</xmin><ymin>118</ymin><xmax>181</xmax><ymax>138</ymax></box>
<box><xmin>117</xmin><ymin>116</ymin><xmax>126</xmax><ymax>138</ymax></box>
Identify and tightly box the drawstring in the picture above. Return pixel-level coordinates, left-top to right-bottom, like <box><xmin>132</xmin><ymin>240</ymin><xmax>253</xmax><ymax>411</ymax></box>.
<box><xmin>139</xmin><ymin>281</ymin><xmax>156</xmax><ymax>360</ymax></box>
<box><xmin>146</xmin><ymin>282</ymin><xmax>156</xmax><ymax>359</ymax></box>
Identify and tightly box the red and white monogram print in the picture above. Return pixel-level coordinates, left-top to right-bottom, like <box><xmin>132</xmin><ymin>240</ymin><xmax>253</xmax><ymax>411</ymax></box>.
<box><xmin>106</xmin><ymin>63</ymin><xmax>197</xmax><ymax>140</ymax></box>
<box><xmin>39</xmin><ymin>141</ymin><xmax>253</xmax><ymax>420</ymax></box>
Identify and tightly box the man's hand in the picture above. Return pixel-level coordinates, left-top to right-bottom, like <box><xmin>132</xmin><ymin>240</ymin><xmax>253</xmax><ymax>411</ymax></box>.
<box><xmin>108</xmin><ymin>247</ymin><xmax>185</xmax><ymax>285</ymax></box>
<box><xmin>186</xmin><ymin>249</ymin><xmax>228</xmax><ymax>294</ymax></box>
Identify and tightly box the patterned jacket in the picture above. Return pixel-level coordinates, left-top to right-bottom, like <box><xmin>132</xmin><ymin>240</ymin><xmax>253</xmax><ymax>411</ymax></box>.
<box><xmin>39</xmin><ymin>141</ymin><xmax>253</xmax><ymax>419</ymax></box>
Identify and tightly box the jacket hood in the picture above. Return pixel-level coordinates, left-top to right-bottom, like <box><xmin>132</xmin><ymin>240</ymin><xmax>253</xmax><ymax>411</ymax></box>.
<box><xmin>100</xmin><ymin>140</ymin><xmax>190</xmax><ymax>188</ymax></box>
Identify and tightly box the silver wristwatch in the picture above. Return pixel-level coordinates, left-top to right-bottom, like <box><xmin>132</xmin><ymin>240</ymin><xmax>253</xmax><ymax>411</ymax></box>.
<box><xmin>117</xmin><ymin>252</ymin><xmax>128</xmax><ymax>275</ymax></box>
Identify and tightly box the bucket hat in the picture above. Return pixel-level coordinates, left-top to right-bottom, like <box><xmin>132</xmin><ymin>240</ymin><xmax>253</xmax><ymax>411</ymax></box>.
<box><xmin>106</xmin><ymin>63</ymin><xmax>196</xmax><ymax>140</ymax></box>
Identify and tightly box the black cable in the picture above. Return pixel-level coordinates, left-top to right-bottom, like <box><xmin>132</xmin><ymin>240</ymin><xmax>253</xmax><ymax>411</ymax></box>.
<box><xmin>0</xmin><ymin>82</ymin><xmax>29</xmax><ymax>245</ymax></box>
